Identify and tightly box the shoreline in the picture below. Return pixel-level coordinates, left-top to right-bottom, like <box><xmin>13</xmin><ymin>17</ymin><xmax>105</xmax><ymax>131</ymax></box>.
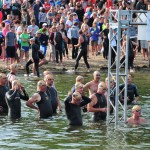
<box><xmin>0</xmin><ymin>51</ymin><xmax>150</xmax><ymax>74</ymax></box>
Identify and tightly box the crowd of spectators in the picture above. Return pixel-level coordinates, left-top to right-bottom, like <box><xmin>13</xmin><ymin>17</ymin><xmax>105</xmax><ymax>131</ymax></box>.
<box><xmin>0</xmin><ymin>0</ymin><xmax>149</xmax><ymax>73</ymax></box>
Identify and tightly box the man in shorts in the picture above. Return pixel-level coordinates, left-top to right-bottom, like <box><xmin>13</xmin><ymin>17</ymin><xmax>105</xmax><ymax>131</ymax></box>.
<box><xmin>5</xmin><ymin>26</ymin><xmax>17</xmax><ymax>67</ymax></box>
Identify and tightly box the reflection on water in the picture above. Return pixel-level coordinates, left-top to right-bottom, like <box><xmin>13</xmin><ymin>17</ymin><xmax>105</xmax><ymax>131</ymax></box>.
<box><xmin>0</xmin><ymin>73</ymin><xmax>150</xmax><ymax>150</ymax></box>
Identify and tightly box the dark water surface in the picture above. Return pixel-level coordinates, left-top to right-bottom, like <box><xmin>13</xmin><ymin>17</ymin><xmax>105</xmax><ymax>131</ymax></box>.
<box><xmin>0</xmin><ymin>72</ymin><xmax>150</xmax><ymax>150</ymax></box>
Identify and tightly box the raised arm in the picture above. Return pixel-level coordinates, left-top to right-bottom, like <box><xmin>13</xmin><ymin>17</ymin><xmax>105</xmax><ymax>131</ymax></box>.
<box><xmin>20</xmin><ymin>88</ymin><xmax>29</xmax><ymax>101</ymax></box>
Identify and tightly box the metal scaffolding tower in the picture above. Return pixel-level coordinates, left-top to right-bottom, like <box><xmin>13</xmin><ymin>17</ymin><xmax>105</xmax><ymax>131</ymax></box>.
<box><xmin>107</xmin><ymin>10</ymin><xmax>148</xmax><ymax>128</ymax></box>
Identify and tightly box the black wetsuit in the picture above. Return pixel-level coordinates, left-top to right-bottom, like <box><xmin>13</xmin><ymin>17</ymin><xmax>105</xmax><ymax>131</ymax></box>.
<box><xmin>0</xmin><ymin>85</ymin><xmax>9</xmax><ymax>114</ymax></box>
<box><xmin>75</xmin><ymin>35</ymin><xmax>90</xmax><ymax>70</ymax></box>
<box><xmin>119</xmin><ymin>83</ymin><xmax>139</xmax><ymax>104</ymax></box>
<box><xmin>26</xmin><ymin>43</ymin><xmax>40</xmax><ymax>77</ymax></box>
<box><xmin>5</xmin><ymin>89</ymin><xmax>29</xmax><ymax>119</ymax></box>
<box><xmin>46</xmin><ymin>86</ymin><xmax>58</xmax><ymax>114</ymax></box>
<box><xmin>64</xmin><ymin>95</ymin><xmax>91</xmax><ymax>126</ymax></box>
<box><xmin>93</xmin><ymin>93</ymin><xmax>107</xmax><ymax>122</ymax></box>
<box><xmin>36</xmin><ymin>91</ymin><xmax>53</xmax><ymax>118</ymax></box>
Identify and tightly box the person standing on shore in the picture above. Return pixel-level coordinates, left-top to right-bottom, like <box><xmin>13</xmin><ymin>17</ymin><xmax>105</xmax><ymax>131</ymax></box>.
<box><xmin>26</xmin><ymin>38</ymin><xmax>40</xmax><ymax>77</ymax></box>
<box><xmin>74</xmin><ymin>29</ymin><xmax>90</xmax><ymax>72</ymax></box>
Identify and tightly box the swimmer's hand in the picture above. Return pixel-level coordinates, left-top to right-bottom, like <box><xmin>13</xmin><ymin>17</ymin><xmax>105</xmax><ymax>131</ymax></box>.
<box><xmin>20</xmin><ymin>86</ymin><xmax>25</xmax><ymax>91</ymax></box>
<box><xmin>127</xmin><ymin>97</ymin><xmax>130</xmax><ymax>101</ymax></box>
<box><xmin>101</xmin><ymin>107</ymin><xmax>107</xmax><ymax>112</ymax></box>
<box><xmin>132</xmin><ymin>100</ymin><xmax>137</xmax><ymax>105</ymax></box>
<box><xmin>57</xmin><ymin>109</ymin><xmax>62</xmax><ymax>114</ymax></box>
<box><xmin>0</xmin><ymin>106</ymin><xmax>3</xmax><ymax>113</ymax></box>
<box><xmin>15</xmin><ymin>85</ymin><xmax>19</xmax><ymax>90</ymax></box>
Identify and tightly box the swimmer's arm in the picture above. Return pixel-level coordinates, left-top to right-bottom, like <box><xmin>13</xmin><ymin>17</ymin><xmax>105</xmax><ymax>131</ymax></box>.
<box><xmin>87</xmin><ymin>95</ymin><xmax>107</xmax><ymax>113</ymax></box>
<box><xmin>57</xmin><ymin>96</ymin><xmax>62</xmax><ymax>112</ymax></box>
<box><xmin>10</xmin><ymin>75</ymin><xmax>16</xmax><ymax>83</ymax></box>
<box><xmin>26</xmin><ymin>93</ymin><xmax>41</xmax><ymax>110</ymax></box>
<box><xmin>20</xmin><ymin>89</ymin><xmax>29</xmax><ymax>101</ymax></box>
<box><xmin>134</xmin><ymin>96</ymin><xmax>139</xmax><ymax>103</ymax></box>
<box><xmin>80</xmin><ymin>96</ymin><xmax>91</xmax><ymax>107</ymax></box>
<box><xmin>83</xmin><ymin>82</ymin><xmax>91</xmax><ymax>92</ymax></box>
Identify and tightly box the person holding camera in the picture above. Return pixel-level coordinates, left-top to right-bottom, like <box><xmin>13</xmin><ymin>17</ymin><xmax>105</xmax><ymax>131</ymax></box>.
<box><xmin>5</xmin><ymin>80</ymin><xmax>29</xmax><ymax>119</ymax></box>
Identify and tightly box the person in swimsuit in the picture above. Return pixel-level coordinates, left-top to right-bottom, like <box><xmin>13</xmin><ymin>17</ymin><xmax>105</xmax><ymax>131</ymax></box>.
<box><xmin>127</xmin><ymin>105</ymin><xmax>147</xmax><ymax>125</ymax></box>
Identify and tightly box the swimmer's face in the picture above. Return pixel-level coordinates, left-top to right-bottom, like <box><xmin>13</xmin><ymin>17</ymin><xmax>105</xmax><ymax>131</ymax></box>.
<box><xmin>128</xmin><ymin>77</ymin><xmax>132</xmax><ymax>84</ymax></box>
<box><xmin>132</xmin><ymin>109</ymin><xmax>141</xmax><ymax>117</ymax></box>
<box><xmin>97</xmin><ymin>86</ymin><xmax>107</xmax><ymax>94</ymax></box>
<box><xmin>75</xmin><ymin>98</ymin><xmax>81</xmax><ymax>105</ymax></box>
<box><xmin>0</xmin><ymin>76</ymin><xmax>7</xmax><ymax>85</ymax></box>
<box><xmin>94</xmin><ymin>73</ymin><xmax>101</xmax><ymax>81</ymax></box>
<box><xmin>105</xmin><ymin>79</ymin><xmax>114</xmax><ymax>88</ymax></box>
<box><xmin>46</xmin><ymin>77</ymin><xmax>54</xmax><ymax>86</ymax></box>
<box><xmin>76</xmin><ymin>86</ymin><xmax>84</xmax><ymax>94</ymax></box>
<box><xmin>40</xmin><ymin>84</ymin><xmax>47</xmax><ymax>92</ymax></box>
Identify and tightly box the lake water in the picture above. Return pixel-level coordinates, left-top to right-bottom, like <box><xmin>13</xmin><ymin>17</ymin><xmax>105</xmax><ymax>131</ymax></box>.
<box><xmin>0</xmin><ymin>72</ymin><xmax>150</xmax><ymax>150</ymax></box>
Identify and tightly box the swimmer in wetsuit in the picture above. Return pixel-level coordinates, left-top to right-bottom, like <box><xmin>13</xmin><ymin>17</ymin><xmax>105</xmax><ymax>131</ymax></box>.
<box><xmin>0</xmin><ymin>73</ymin><xmax>8</xmax><ymax>114</ymax></box>
<box><xmin>87</xmin><ymin>82</ymin><xmax>107</xmax><ymax>122</ymax></box>
<box><xmin>119</xmin><ymin>74</ymin><xmax>139</xmax><ymax>104</ymax></box>
<box><xmin>26</xmin><ymin>80</ymin><xmax>53</xmax><ymax>118</ymax></box>
<box><xmin>64</xmin><ymin>92</ymin><xmax>91</xmax><ymax>126</ymax></box>
<box><xmin>44</xmin><ymin>74</ymin><xmax>62</xmax><ymax>114</ymax></box>
<box><xmin>26</xmin><ymin>38</ymin><xmax>40</xmax><ymax>77</ymax></box>
<box><xmin>5</xmin><ymin>80</ymin><xmax>29</xmax><ymax>119</ymax></box>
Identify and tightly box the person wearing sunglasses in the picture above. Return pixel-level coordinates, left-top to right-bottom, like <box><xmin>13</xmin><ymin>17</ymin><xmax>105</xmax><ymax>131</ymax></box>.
<box><xmin>127</xmin><ymin>105</ymin><xmax>147</xmax><ymax>125</ymax></box>
<box><xmin>87</xmin><ymin>82</ymin><xmax>107</xmax><ymax>122</ymax></box>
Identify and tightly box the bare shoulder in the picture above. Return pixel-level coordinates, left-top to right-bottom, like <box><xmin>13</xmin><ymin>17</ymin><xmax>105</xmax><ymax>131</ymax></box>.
<box><xmin>90</xmin><ymin>93</ymin><xmax>96</xmax><ymax>99</ymax></box>
<box><xmin>127</xmin><ymin>117</ymin><xmax>133</xmax><ymax>124</ymax></box>
<box><xmin>89</xmin><ymin>94</ymin><xmax>97</xmax><ymax>105</ymax></box>
<box><xmin>140</xmin><ymin>117</ymin><xmax>147</xmax><ymax>124</ymax></box>
<box><xmin>84</xmin><ymin>80</ymin><xmax>93</xmax><ymax>88</ymax></box>
<box><xmin>31</xmin><ymin>93</ymin><xmax>41</xmax><ymax>102</ymax></box>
